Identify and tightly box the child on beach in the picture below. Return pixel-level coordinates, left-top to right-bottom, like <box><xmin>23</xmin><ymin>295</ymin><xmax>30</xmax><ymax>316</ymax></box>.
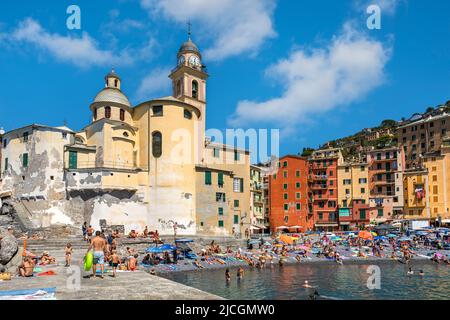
<box><xmin>110</xmin><ymin>250</ymin><xmax>120</xmax><ymax>277</ymax></box>
<box><xmin>65</xmin><ymin>243</ymin><xmax>73</xmax><ymax>267</ymax></box>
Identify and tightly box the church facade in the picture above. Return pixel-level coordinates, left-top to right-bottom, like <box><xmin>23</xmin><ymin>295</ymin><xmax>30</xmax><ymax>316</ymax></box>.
<box><xmin>0</xmin><ymin>37</ymin><xmax>251</xmax><ymax>236</ymax></box>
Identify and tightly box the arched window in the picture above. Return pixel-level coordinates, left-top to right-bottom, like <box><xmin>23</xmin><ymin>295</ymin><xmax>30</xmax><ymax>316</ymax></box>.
<box><xmin>152</xmin><ymin>131</ymin><xmax>162</xmax><ymax>158</ymax></box>
<box><xmin>120</xmin><ymin>109</ymin><xmax>125</xmax><ymax>121</ymax></box>
<box><xmin>93</xmin><ymin>108</ymin><xmax>97</xmax><ymax>120</ymax></box>
<box><xmin>176</xmin><ymin>80</ymin><xmax>181</xmax><ymax>97</ymax></box>
<box><xmin>184</xmin><ymin>109</ymin><xmax>192</xmax><ymax>120</ymax></box>
<box><xmin>114</xmin><ymin>79</ymin><xmax>118</xmax><ymax>88</ymax></box>
<box><xmin>105</xmin><ymin>106</ymin><xmax>111</xmax><ymax>119</ymax></box>
<box><xmin>192</xmin><ymin>80</ymin><xmax>198</xmax><ymax>99</ymax></box>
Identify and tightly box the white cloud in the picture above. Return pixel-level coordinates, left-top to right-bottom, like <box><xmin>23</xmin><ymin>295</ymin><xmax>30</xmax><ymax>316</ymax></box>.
<box><xmin>135</xmin><ymin>67</ymin><xmax>172</xmax><ymax>101</ymax></box>
<box><xmin>228</xmin><ymin>23</ymin><xmax>392</xmax><ymax>131</ymax></box>
<box><xmin>7</xmin><ymin>18</ymin><xmax>133</xmax><ymax>68</ymax></box>
<box><xmin>140</xmin><ymin>0</ymin><xmax>277</xmax><ymax>61</ymax></box>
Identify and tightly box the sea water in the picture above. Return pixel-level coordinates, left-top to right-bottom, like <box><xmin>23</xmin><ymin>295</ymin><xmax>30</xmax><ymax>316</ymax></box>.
<box><xmin>162</xmin><ymin>261</ymin><xmax>450</xmax><ymax>300</ymax></box>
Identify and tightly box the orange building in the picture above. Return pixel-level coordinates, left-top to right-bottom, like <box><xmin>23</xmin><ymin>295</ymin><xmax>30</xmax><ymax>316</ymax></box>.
<box><xmin>308</xmin><ymin>148</ymin><xmax>344</xmax><ymax>231</ymax></box>
<box><xmin>268</xmin><ymin>155</ymin><xmax>312</xmax><ymax>233</ymax></box>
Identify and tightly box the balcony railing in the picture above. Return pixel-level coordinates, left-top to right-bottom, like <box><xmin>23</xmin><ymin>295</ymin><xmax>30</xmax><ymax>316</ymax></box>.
<box><xmin>66</xmin><ymin>161</ymin><xmax>147</xmax><ymax>171</ymax></box>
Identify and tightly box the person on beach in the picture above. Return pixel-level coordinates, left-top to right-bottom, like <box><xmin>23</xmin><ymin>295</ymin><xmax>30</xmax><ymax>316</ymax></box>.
<box><xmin>128</xmin><ymin>254</ymin><xmax>138</xmax><ymax>271</ymax></box>
<box><xmin>407</xmin><ymin>267</ymin><xmax>414</xmax><ymax>275</ymax></box>
<box><xmin>87</xmin><ymin>231</ymin><xmax>107</xmax><ymax>279</ymax></box>
<box><xmin>87</xmin><ymin>225</ymin><xmax>94</xmax><ymax>243</ymax></box>
<box><xmin>82</xmin><ymin>222</ymin><xmax>87</xmax><ymax>241</ymax></box>
<box><xmin>110</xmin><ymin>250</ymin><xmax>120</xmax><ymax>277</ymax></box>
<box><xmin>419</xmin><ymin>270</ymin><xmax>425</xmax><ymax>276</ymax></box>
<box><xmin>65</xmin><ymin>243</ymin><xmax>73</xmax><ymax>267</ymax></box>
<box><xmin>225</xmin><ymin>269</ymin><xmax>231</xmax><ymax>282</ymax></box>
<box><xmin>18</xmin><ymin>257</ymin><xmax>35</xmax><ymax>277</ymax></box>
<box><xmin>143</xmin><ymin>226</ymin><xmax>149</xmax><ymax>238</ymax></box>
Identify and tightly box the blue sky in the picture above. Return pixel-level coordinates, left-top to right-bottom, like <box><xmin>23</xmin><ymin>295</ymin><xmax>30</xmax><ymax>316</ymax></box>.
<box><xmin>1</xmin><ymin>0</ymin><xmax>450</xmax><ymax>162</ymax></box>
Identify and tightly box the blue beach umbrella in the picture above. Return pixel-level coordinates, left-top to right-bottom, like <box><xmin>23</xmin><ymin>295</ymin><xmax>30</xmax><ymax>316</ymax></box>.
<box><xmin>159</xmin><ymin>244</ymin><xmax>177</xmax><ymax>251</ymax></box>
<box><xmin>145</xmin><ymin>246</ymin><xmax>164</xmax><ymax>253</ymax></box>
<box><xmin>387</xmin><ymin>234</ymin><xmax>397</xmax><ymax>238</ymax></box>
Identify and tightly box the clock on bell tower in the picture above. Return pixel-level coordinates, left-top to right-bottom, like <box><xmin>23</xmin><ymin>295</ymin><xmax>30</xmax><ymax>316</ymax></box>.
<box><xmin>169</xmin><ymin>31</ymin><xmax>208</xmax><ymax>110</ymax></box>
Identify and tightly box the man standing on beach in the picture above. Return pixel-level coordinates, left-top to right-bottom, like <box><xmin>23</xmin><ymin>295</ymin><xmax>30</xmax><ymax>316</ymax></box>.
<box><xmin>87</xmin><ymin>231</ymin><xmax>107</xmax><ymax>279</ymax></box>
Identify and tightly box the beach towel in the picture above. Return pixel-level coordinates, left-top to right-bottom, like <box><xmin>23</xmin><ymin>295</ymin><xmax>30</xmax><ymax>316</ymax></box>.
<box><xmin>37</xmin><ymin>270</ymin><xmax>57</xmax><ymax>276</ymax></box>
<box><xmin>0</xmin><ymin>288</ymin><xmax>56</xmax><ymax>300</ymax></box>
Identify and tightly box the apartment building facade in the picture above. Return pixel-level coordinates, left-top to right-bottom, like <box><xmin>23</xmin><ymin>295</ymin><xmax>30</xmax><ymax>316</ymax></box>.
<box><xmin>367</xmin><ymin>147</ymin><xmax>404</xmax><ymax>223</ymax></box>
<box><xmin>308</xmin><ymin>149</ymin><xmax>343</xmax><ymax>231</ymax></box>
<box><xmin>397</xmin><ymin>107</ymin><xmax>450</xmax><ymax>170</ymax></box>
<box><xmin>268</xmin><ymin>155</ymin><xmax>311</xmax><ymax>233</ymax></box>
<box><xmin>337</xmin><ymin>161</ymin><xmax>370</xmax><ymax>230</ymax></box>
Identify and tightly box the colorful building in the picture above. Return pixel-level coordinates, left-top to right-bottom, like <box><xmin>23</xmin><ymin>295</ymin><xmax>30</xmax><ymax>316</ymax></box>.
<box><xmin>269</xmin><ymin>155</ymin><xmax>311</xmax><ymax>233</ymax></box>
<box><xmin>402</xmin><ymin>168</ymin><xmax>429</xmax><ymax>220</ymax></box>
<box><xmin>397</xmin><ymin>107</ymin><xmax>450</xmax><ymax>169</ymax></box>
<box><xmin>308</xmin><ymin>148</ymin><xmax>343</xmax><ymax>231</ymax></box>
<box><xmin>367</xmin><ymin>147</ymin><xmax>404</xmax><ymax>223</ymax></box>
<box><xmin>249</xmin><ymin>165</ymin><xmax>265</xmax><ymax>234</ymax></box>
<box><xmin>337</xmin><ymin>161</ymin><xmax>370</xmax><ymax>230</ymax></box>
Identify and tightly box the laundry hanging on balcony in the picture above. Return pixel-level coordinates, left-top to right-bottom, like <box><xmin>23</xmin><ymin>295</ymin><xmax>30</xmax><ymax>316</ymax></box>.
<box><xmin>415</xmin><ymin>187</ymin><xmax>425</xmax><ymax>200</ymax></box>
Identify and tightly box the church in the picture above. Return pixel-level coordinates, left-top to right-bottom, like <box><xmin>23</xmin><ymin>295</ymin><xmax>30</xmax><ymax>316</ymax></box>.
<box><xmin>0</xmin><ymin>35</ymin><xmax>251</xmax><ymax>237</ymax></box>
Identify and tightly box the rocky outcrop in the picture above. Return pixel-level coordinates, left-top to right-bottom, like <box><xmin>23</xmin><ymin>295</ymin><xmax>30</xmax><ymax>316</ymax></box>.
<box><xmin>0</xmin><ymin>227</ymin><xmax>19</xmax><ymax>266</ymax></box>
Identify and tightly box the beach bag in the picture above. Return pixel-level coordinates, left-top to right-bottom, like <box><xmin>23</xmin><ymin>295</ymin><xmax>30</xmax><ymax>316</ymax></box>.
<box><xmin>0</xmin><ymin>273</ymin><xmax>11</xmax><ymax>281</ymax></box>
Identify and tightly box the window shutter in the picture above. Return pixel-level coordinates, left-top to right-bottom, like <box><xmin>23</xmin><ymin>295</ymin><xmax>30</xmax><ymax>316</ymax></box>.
<box><xmin>23</xmin><ymin>153</ymin><xmax>29</xmax><ymax>167</ymax></box>
<box><xmin>218</xmin><ymin>173</ymin><xmax>224</xmax><ymax>186</ymax></box>
<box><xmin>240</xmin><ymin>178</ymin><xmax>244</xmax><ymax>193</ymax></box>
<box><xmin>205</xmin><ymin>171</ymin><xmax>212</xmax><ymax>185</ymax></box>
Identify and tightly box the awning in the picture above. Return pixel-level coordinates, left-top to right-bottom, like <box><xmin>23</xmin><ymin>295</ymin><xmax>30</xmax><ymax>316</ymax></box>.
<box><xmin>315</xmin><ymin>223</ymin><xmax>338</xmax><ymax>227</ymax></box>
<box><xmin>339</xmin><ymin>222</ymin><xmax>351</xmax><ymax>225</ymax></box>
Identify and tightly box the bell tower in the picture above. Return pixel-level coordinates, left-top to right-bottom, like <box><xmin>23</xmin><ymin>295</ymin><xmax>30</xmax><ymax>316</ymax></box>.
<box><xmin>169</xmin><ymin>28</ymin><xmax>208</xmax><ymax>118</ymax></box>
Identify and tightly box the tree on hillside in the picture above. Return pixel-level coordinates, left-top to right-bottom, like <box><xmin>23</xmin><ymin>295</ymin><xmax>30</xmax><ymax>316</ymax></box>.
<box><xmin>301</xmin><ymin>147</ymin><xmax>315</xmax><ymax>157</ymax></box>
<box><xmin>380</xmin><ymin>119</ymin><xmax>397</xmax><ymax>128</ymax></box>
<box><xmin>425</xmin><ymin>107</ymin><xmax>434</xmax><ymax>114</ymax></box>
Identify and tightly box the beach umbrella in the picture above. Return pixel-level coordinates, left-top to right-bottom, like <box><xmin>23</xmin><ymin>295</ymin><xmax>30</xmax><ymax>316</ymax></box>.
<box><xmin>263</xmin><ymin>242</ymin><xmax>272</xmax><ymax>246</ymax></box>
<box><xmin>387</xmin><ymin>234</ymin><xmax>397</xmax><ymax>238</ymax></box>
<box><xmin>276</xmin><ymin>226</ymin><xmax>289</xmax><ymax>229</ymax></box>
<box><xmin>331</xmin><ymin>236</ymin><xmax>342</xmax><ymax>241</ymax></box>
<box><xmin>159</xmin><ymin>244</ymin><xmax>177</xmax><ymax>251</ymax></box>
<box><xmin>145</xmin><ymin>246</ymin><xmax>164</xmax><ymax>253</ymax></box>
<box><xmin>371</xmin><ymin>232</ymin><xmax>378</xmax><ymax>236</ymax></box>
<box><xmin>358</xmin><ymin>231</ymin><xmax>373</xmax><ymax>240</ymax></box>
<box><xmin>398</xmin><ymin>237</ymin><xmax>412</xmax><ymax>242</ymax></box>
<box><xmin>279</xmin><ymin>235</ymin><xmax>295</xmax><ymax>245</ymax></box>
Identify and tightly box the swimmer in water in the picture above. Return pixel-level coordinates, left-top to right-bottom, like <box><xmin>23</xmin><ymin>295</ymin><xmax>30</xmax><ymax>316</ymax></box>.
<box><xmin>308</xmin><ymin>290</ymin><xmax>320</xmax><ymax>300</ymax></box>
<box><xmin>303</xmin><ymin>280</ymin><xmax>315</xmax><ymax>288</ymax></box>
<box><xmin>225</xmin><ymin>268</ymin><xmax>231</xmax><ymax>282</ymax></box>
<box><xmin>407</xmin><ymin>267</ymin><xmax>414</xmax><ymax>275</ymax></box>
<box><xmin>237</xmin><ymin>267</ymin><xmax>244</xmax><ymax>279</ymax></box>
<box><xmin>419</xmin><ymin>270</ymin><xmax>424</xmax><ymax>276</ymax></box>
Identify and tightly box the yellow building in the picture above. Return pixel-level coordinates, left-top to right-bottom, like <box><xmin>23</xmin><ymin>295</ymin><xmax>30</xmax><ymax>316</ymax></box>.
<box><xmin>0</xmin><ymin>35</ymin><xmax>251</xmax><ymax>236</ymax></box>
<box><xmin>337</xmin><ymin>162</ymin><xmax>369</xmax><ymax>209</ymax></box>
<box><xmin>422</xmin><ymin>140</ymin><xmax>450</xmax><ymax>223</ymax></box>
<box><xmin>403</xmin><ymin>169</ymin><xmax>429</xmax><ymax>220</ymax></box>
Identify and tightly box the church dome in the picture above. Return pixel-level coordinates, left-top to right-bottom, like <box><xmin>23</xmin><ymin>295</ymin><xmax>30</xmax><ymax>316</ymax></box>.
<box><xmin>93</xmin><ymin>87</ymin><xmax>131</xmax><ymax>107</ymax></box>
<box><xmin>178</xmin><ymin>38</ymin><xmax>200</xmax><ymax>55</ymax></box>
